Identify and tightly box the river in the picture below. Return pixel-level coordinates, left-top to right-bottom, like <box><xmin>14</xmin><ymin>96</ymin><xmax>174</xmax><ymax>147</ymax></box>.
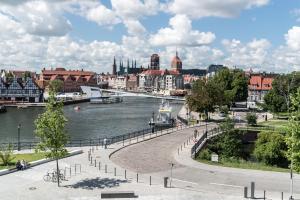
<box><xmin>0</xmin><ymin>97</ymin><xmax>182</xmax><ymax>142</ymax></box>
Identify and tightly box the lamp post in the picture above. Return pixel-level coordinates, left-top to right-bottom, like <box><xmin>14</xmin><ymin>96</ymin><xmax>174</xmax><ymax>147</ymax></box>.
<box><xmin>17</xmin><ymin>123</ymin><xmax>21</xmax><ymax>151</ymax></box>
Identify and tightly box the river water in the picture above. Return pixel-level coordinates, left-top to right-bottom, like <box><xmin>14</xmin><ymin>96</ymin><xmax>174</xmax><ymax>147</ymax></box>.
<box><xmin>0</xmin><ymin>97</ymin><xmax>182</xmax><ymax>142</ymax></box>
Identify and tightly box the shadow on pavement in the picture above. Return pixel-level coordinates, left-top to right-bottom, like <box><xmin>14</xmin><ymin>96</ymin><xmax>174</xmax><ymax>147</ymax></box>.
<box><xmin>64</xmin><ymin>177</ymin><xmax>128</xmax><ymax>190</ymax></box>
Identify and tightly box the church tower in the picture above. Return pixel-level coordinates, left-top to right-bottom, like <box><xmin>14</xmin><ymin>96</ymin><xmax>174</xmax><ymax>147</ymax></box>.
<box><xmin>112</xmin><ymin>56</ymin><xmax>117</xmax><ymax>75</ymax></box>
<box><xmin>171</xmin><ymin>51</ymin><xmax>182</xmax><ymax>71</ymax></box>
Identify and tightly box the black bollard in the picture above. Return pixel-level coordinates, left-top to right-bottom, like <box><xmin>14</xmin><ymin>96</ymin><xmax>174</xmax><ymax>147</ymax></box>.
<box><xmin>150</xmin><ymin>176</ymin><xmax>152</xmax><ymax>185</ymax></box>
<box><xmin>125</xmin><ymin>170</ymin><xmax>127</xmax><ymax>179</ymax></box>
<box><xmin>137</xmin><ymin>173</ymin><xmax>139</xmax><ymax>183</ymax></box>
<box><xmin>244</xmin><ymin>187</ymin><xmax>248</xmax><ymax>198</ymax></box>
<box><xmin>114</xmin><ymin>167</ymin><xmax>116</xmax><ymax>176</ymax></box>
<box><xmin>250</xmin><ymin>182</ymin><xmax>255</xmax><ymax>199</ymax></box>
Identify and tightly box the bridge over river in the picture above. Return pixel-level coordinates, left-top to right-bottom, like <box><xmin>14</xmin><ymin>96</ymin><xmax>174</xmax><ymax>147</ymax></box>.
<box><xmin>100</xmin><ymin>89</ymin><xmax>185</xmax><ymax>101</ymax></box>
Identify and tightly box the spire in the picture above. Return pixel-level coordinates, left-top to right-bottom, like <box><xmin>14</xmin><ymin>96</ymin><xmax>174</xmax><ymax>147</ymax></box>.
<box><xmin>132</xmin><ymin>59</ymin><xmax>134</xmax><ymax>68</ymax></box>
<box><xmin>127</xmin><ymin>59</ymin><xmax>130</xmax><ymax>68</ymax></box>
<box><xmin>135</xmin><ymin>60</ymin><xmax>137</xmax><ymax>68</ymax></box>
<box><xmin>112</xmin><ymin>56</ymin><xmax>117</xmax><ymax>75</ymax></box>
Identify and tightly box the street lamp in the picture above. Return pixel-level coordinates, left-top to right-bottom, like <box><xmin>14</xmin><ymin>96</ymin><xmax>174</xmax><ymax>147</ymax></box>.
<box><xmin>17</xmin><ymin>123</ymin><xmax>21</xmax><ymax>151</ymax></box>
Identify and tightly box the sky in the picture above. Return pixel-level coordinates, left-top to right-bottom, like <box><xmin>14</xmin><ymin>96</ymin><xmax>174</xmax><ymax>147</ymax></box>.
<box><xmin>0</xmin><ymin>0</ymin><xmax>299</xmax><ymax>73</ymax></box>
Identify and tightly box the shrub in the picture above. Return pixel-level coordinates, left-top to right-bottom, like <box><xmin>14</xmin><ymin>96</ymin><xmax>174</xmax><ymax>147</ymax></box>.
<box><xmin>198</xmin><ymin>149</ymin><xmax>211</xmax><ymax>160</ymax></box>
<box><xmin>246</xmin><ymin>113</ymin><xmax>257</xmax><ymax>126</ymax></box>
<box><xmin>0</xmin><ymin>144</ymin><xmax>15</xmax><ymax>166</ymax></box>
<box><xmin>254</xmin><ymin>131</ymin><xmax>288</xmax><ymax>167</ymax></box>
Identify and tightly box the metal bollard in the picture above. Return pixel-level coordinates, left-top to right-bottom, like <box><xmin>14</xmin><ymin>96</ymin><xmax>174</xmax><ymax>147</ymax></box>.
<box><xmin>181</xmin><ymin>145</ymin><xmax>182</xmax><ymax>150</ymax></box>
<box><xmin>164</xmin><ymin>177</ymin><xmax>168</xmax><ymax>188</ymax></box>
<box><xmin>114</xmin><ymin>168</ymin><xmax>116</xmax><ymax>176</ymax></box>
<box><xmin>250</xmin><ymin>182</ymin><xmax>255</xmax><ymax>199</ymax></box>
<box><xmin>281</xmin><ymin>192</ymin><xmax>283</xmax><ymax>200</ymax></box>
<box><xmin>184</xmin><ymin>142</ymin><xmax>185</xmax><ymax>147</ymax></box>
<box><xmin>94</xmin><ymin>159</ymin><xmax>96</xmax><ymax>167</ymax></box>
<box><xmin>137</xmin><ymin>173</ymin><xmax>139</xmax><ymax>182</ymax></box>
<box><xmin>150</xmin><ymin>176</ymin><xmax>152</xmax><ymax>185</ymax></box>
<box><xmin>105</xmin><ymin>165</ymin><xmax>107</xmax><ymax>173</ymax></box>
<box><xmin>125</xmin><ymin>170</ymin><xmax>127</xmax><ymax>179</ymax></box>
<box><xmin>98</xmin><ymin>162</ymin><xmax>101</xmax><ymax>170</ymax></box>
<box><xmin>263</xmin><ymin>190</ymin><xmax>266</xmax><ymax>200</ymax></box>
<box><xmin>178</xmin><ymin>148</ymin><xmax>179</xmax><ymax>155</ymax></box>
<box><xmin>90</xmin><ymin>156</ymin><xmax>93</xmax><ymax>164</ymax></box>
<box><xmin>244</xmin><ymin>187</ymin><xmax>248</xmax><ymax>198</ymax></box>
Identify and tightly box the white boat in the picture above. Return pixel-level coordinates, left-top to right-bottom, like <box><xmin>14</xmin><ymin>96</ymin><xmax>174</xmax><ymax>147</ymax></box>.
<box><xmin>80</xmin><ymin>86</ymin><xmax>123</xmax><ymax>104</ymax></box>
<box><xmin>149</xmin><ymin>99</ymin><xmax>175</xmax><ymax>127</ymax></box>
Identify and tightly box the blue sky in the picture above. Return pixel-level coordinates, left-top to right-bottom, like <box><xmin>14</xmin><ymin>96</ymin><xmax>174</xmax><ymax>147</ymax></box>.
<box><xmin>0</xmin><ymin>0</ymin><xmax>299</xmax><ymax>73</ymax></box>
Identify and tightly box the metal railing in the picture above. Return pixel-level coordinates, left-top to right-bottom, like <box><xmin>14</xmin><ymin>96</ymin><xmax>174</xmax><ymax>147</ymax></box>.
<box><xmin>0</xmin><ymin>127</ymin><xmax>167</xmax><ymax>150</ymax></box>
<box><xmin>191</xmin><ymin>127</ymin><xmax>221</xmax><ymax>158</ymax></box>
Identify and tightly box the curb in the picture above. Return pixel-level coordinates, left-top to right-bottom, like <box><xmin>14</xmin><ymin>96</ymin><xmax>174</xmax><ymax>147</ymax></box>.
<box><xmin>0</xmin><ymin>149</ymin><xmax>83</xmax><ymax>176</ymax></box>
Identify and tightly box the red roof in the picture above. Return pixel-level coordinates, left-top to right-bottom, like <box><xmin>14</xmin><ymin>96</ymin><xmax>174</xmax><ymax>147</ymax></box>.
<box><xmin>42</xmin><ymin>68</ymin><xmax>95</xmax><ymax>76</ymax></box>
<box><xmin>249</xmin><ymin>75</ymin><xmax>274</xmax><ymax>90</ymax></box>
<box><xmin>141</xmin><ymin>69</ymin><xmax>180</xmax><ymax>76</ymax></box>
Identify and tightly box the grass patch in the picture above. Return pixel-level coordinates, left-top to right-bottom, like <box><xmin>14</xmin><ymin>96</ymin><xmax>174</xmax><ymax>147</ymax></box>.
<box><xmin>196</xmin><ymin>158</ymin><xmax>290</xmax><ymax>173</ymax></box>
<box><xmin>0</xmin><ymin>152</ymin><xmax>46</xmax><ymax>170</ymax></box>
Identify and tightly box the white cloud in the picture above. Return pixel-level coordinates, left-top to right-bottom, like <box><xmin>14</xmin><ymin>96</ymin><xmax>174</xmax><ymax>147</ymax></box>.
<box><xmin>149</xmin><ymin>14</ymin><xmax>216</xmax><ymax>46</ymax></box>
<box><xmin>0</xmin><ymin>1</ymin><xmax>72</xmax><ymax>36</ymax></box>
<box><xmin>285</xmin><ymin>26</ymin><xmax>300</xmax><ymax>50</ymax></box>
<box><xmin>167</xmin><ymin>0</ymin><xmax>269</xmax><ymax>19</ymax></box>
<box><xmin>111</xmin><ymin>0</ymin><xmax>159</xmax><ymax>19</ymax></box>
<box><xmin>222</xmin><ymin>38</ymin><xmax>271</xmax><ymax>69</ymax></box>
<box><xmin>85</xmin><ymin>3</ymin><xmax>121</xmax><ymax>26</ymax></box>
<box><xmin>123</xmin><ymin>19</ymin><xmax>146</xmax><ymax>36</ymax></box>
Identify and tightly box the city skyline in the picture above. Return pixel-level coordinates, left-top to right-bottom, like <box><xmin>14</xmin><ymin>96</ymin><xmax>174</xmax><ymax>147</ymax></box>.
<box><xmin>0</xmin><ymin>0</ymin><xmax>299</xmax><ymax>73</ymax></box>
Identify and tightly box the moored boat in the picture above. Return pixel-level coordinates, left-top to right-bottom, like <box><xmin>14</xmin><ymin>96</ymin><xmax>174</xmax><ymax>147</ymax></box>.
<box><xmin>149</xmin><ymin>99</ymin><xmax>175</xmax><ymax>128</ymax></box>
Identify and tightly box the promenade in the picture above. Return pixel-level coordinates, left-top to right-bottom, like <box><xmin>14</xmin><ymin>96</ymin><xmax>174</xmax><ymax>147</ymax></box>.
<box><xmin>0</xmin><ymin>123</ymin><xmax>299</xmax><ymax>200</ymax></box>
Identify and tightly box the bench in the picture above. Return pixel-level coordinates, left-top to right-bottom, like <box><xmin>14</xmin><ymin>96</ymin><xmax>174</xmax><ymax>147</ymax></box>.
<box><xmin>101</xmin><ymin>191</ymin><xmax>137</xmax><ymax>199</ymax></box>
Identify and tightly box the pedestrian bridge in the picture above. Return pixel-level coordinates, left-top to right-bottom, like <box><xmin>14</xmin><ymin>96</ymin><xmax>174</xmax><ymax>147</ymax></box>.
<box><xmin>100</xmin><ymin>89</ymin><xmax>185</xmax><ymax>101</ymax></box>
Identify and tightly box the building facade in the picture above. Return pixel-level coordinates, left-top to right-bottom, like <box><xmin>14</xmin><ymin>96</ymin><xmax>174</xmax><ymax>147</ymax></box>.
<box><xmin>0</xmin><ymin>77</ymin><xmax>42</xmax><ymax>102</ymax></box>
<box><xmin>37</xmin><ymin>68</ymin><xmax>97</xmax><ymax>92</ymax></box>
<box><xmin>248</xmin><ymin>73</ymin><xmax>276</xmax><ymax>102</ymax></box>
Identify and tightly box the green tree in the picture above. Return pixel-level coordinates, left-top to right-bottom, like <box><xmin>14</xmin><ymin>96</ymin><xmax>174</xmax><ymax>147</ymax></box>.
<box><xmin>48</xmin><ymin>79</ymin><xmax>63</xmax><ymax>93</ymax></box>
<box><xmin>246</xmin><ymin>113</ymin><xmax>257</xmax><ymax>126</ymax></box>
<box><xmin>35</xmin><ymin>80</ymin><xmax>68</xmax><ymax>186</ymax></box>
<box><xmin>285</xmin><ymin>88</ymin><xmax>300</xmax><ymax>172</ymax></box>
<box><xmin>263</xmin><ymin>89</ymin><xmax>286</xmax><ymax>113</ymax></box>
<box><xmin>0</xmin><ymin>144</ymin><xmax>15</xmax><ymax>166</ymax></box>
<box><xmin>187</xmin><ymin>79</ymin><xmax>214</xmax><ymax>119</ymax></box>
<box><xmin>254</xmin><ymin>131</ymin><xmax>287</xmax><ymax>167</ymax></box>
<box><xmin>265</xmin><ymin>72</ymin><xmax>300</xmax><ymax>113</ymax></box>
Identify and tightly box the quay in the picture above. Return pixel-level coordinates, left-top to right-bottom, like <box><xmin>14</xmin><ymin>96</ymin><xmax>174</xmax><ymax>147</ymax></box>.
<box><xmin>1</xmin><ymin>98</ymin><xmax>90</xmax><ymax>107</ymax></box>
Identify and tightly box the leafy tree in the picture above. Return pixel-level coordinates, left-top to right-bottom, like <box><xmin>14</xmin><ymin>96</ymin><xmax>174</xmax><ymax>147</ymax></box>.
<box><xmin>49</xmin><ymin>79</ymin><xmax>63</xmax><ymax>93</ymax></box>
<box><xmin>219</xmin><ymin>130</ymin><xmax>242</xmax><ymax>159</ymax></box>
<box><xmin>263</xmin><ymin>89</ymin><xmax>286</xmax><ymax>113</ymax></box>
<box><xmin>254</xmin><ymin>131</ymin><xmax>287</xmax><ymax>167</ymax></box>
<box><xmin>285</xmin><ymin>88</ymin><xmax>300</xmax><ymax>172</ymax></box>
<box><xmin>220</xmin><ymin>117</ymin><xmax>235</xmax><ymax>132</ymax></box>
<box><xmin>35</xmin><ymin>80</ymin><xmax>68</xmax><ymax>186</ymax></box>
<box><xmin>265</xmin><ymin>72</ymin><xmax>300</xmax><ymax>113</ymax></box>
<box><xmin>246</xmin><ymin>113</ymin><xmax>257</xmax><ymax>126</ymax></box>
<box><xmin>0</xmin><ymin>144</ymin><xmax>15</xmax><ymax>166</ymax></box>
<box><xmin>231</xmin><ymin>70</ymin><xmax>248</xmax><ymax>102</ymax></box>
<box><xmin>207</xmin><ymin>118</ymin><xmax>243</xmax><ymax>159</ymax></box>
<box><xmin>187</xmin><ymin>79</ymin><xmax>214</xmax><ymax>119</ymax></box>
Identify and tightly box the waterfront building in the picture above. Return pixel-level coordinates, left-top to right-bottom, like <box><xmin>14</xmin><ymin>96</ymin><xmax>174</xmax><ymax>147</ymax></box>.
<box><xmin>138</xmin><ymin>69</ymin><xmax>183</xmax><ymax>94</ymax></box>
<box><xmin>126</xmin><ymin>74</ymin><xmax>139</xmax><ymax>91</ymax></box>
<box><xmin>0</xmin><ymin>77</ymin><xmax>43</xmax><ymax>102</ymax></box>
<box><xmin>248</xmin><ymin>73</ymin><xmax>276</xmax><ymax>102</ymax></box>
<box><xmin>37</xmin><ymin>67</ymin><xmax>97</xmax><ymax>92</ymax></box>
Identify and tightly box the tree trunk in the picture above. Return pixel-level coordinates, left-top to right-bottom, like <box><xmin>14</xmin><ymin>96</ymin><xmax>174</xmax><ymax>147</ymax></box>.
<box><xmin>56</xmin><ymin>158</ymin><xmax>60</xmax><ymax>187</ymax></box>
